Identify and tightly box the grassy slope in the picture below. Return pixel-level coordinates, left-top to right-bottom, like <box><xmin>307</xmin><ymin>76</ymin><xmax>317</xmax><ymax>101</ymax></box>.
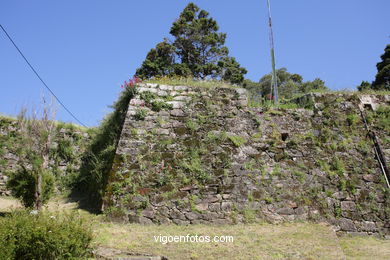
<box><xmin>1</xmin><ymin>196</ymin><xmax>389</xmax><ymax>259</ymax></box>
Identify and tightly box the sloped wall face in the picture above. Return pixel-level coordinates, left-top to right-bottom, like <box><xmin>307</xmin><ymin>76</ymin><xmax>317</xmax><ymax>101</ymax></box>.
<box><xmin>104</xmin><ymin>84</ymin><xmax>390</xmax><ymax>236</ymax></box>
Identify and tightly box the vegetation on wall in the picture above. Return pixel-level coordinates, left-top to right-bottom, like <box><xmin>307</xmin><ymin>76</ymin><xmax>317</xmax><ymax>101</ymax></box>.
<box><xmin>0</xmin><ymin>115</ymin><xmax>90</xmax><ymax>198</ymax></box>
<box><xmin>74</xmin><ymin>85</ymin><xmax>137</xmax><ymax>209</ymax></box>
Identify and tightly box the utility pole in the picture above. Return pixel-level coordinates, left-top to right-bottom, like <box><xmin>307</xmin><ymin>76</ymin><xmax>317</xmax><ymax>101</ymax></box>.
<box><xmin>266</xmin><ymin>0</ymin><xmax>278</xmax><ymax>104</ymax></box>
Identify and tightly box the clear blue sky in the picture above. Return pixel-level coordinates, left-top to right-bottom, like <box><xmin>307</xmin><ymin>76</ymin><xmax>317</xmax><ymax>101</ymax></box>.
<box><xmin>1</xmin><ymin>0</ymin><xmax>389</xmax><ymax>126</ymax></box>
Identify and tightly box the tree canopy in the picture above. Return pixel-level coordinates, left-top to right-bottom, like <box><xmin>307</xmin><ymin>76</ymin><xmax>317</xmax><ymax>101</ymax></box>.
<box><xmin>244</xmin><ymin>68</ymin><xmax>329</xmax><ymax>100</ymax></box>
<box><xmin>136</xmin><ymin>3</ymin><xmax>247</xmax><ymax>84</ymax></box>
<box><xmin>372</xmin><ymin>44</ymin><xmax>390</xmax><ymax>90</ymax></box>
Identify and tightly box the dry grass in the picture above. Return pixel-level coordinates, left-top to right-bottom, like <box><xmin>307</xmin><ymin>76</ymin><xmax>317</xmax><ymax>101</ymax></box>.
<box><xmin>339</xmin><ymin>235</ymin><xmax>390</xmax><ymax>260</ymax></box>
<box><xmin>92</xmin><ymin>221</ymin><xmax>345</xmax><ymax>260</ymax></box>
<box><xmin>0</xmin><ymin>196</ymin><xmax>21</xmax><ymax>211</ymax></box>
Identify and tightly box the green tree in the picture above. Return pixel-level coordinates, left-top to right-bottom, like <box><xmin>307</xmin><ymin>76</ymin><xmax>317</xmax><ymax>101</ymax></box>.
<box><xmin>136</xmin><ymin>2</ymin><xmax>247</xmax><ymax>84</ymax></box>
<box><xmin>300</xmin><ymin>78</ymin><xmax>328</xmax><ymax>93</ymax></box>
<box><xmin>218</xmin><ymin>57</ymin><xmax>248</xmax><ymax>84</ymax></box>
<box><xmin>357</xmin><ymin>80</ymin><xmax>372</xmax><ymax>92</ymax></box>
<box><xmin>372</xmin><ymin>44</ymin><xmax>390</xmax><ymax>90</ymax></box>
<box><xmin>169</xmin><ymin>3</ymin><xmax>228</xmax><ymax>79</ymax></box>
<box><xmin>6</xmin><ymin>101</ymin><xmax>56</xmax><ymax>209</ymax></box>
<box><xmin>135</xmin><ymin>40</ymin><xmax>175</xmax><ymax>79</ymax></box>
<box><xmin>245</xmin><ymin>68</ymin><xmax>328</xmax><ymax>100</ymax></box>
<box><xmin>258</xmin><ymin>68</ymin><xmax>306</xmax><ymax>99</ymax></box>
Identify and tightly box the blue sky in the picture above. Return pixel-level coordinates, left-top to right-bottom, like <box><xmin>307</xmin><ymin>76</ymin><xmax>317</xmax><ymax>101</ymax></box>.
<box><xmin>1</xmin><ymin>0</ymin><xmax>389</xmax><ymax>126</ymax></box>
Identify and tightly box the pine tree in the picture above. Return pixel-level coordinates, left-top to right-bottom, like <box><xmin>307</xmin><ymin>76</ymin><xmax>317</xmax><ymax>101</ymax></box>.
<box><xmin>372</xmin><ymin>44</ymin><xmax>390</xmax><ymax>90</ymax></box>
<box><xmin>136</xmin><ymin>3</ymin><xmax>247</xmax><ymax>84</ymax></box>
<box><xmin>135</xmin><ymin>40</ymin><xmax>175</xmax><ymax>79</ymax></box>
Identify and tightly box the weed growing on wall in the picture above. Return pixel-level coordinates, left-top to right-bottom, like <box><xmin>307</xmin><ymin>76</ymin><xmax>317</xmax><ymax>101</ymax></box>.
<box><xmin>75</xmin><ymin>84</ymin><xmax>137</xmax><ymax>209</ymax></box>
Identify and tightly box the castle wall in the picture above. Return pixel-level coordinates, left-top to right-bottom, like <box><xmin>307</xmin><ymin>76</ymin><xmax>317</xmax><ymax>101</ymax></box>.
<box><xmin>104</xmin><ymin>83</ymin><xmax>390</xmax><ymax>236</ymax></box>
<box><xmin>0</xmin><ymin>117</ymin><xmax>90</xmax><ymax>195</ymax></box>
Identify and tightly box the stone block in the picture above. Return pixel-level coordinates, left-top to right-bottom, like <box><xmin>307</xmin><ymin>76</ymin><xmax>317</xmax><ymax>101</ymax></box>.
<box><xmin>129</xmin><ymin>99</ymin><xmax>145</xmax><ymax>106</ymax></box>
<box><xmin>156</xmin><ymin>128</ymin><xmax>170</xmax><ymax>135</ymax></box>
<box><xmin>338</xmin><ymin>218</ymin><xmax>357</xmax><ymax>232</ymax></box>
<box><xmin>144</xmin><ymin>83</ymin><xmax>158</xmax><ymax>88</ymax></box>
<box><xmin>174</xmin><ymin>85</ymin><xmax>188</xmax><ymax>91</ymax></box>
<box><xmin>172</xmin><ymin>219</ymin><xmax>190</xmax><ymax>225</ymax></box>
<box><xmin>170</xmin><ymin>109</ymin><xmax>185</xmax><ymax>117</ymax></box>
<box><xmin>174</xmin><ymin>96</ymin><xmax>191</xmax><ymax>102</ymax></box>
<box><xmin>221</xmin><ymin>202</ymin><xmax>233</xmax><ymax>211</ymax></box>
<box><xmin>276</xmin><ymin>207</ymin><xmax>295</xmax><ymax>215</ymax></box>
<box><xmin>170</xmin><ymin>209</ymin><xmax>186</xmax><ymax>220</ymax></box>
<box><xmin>209</xmin><ymin>203</ymin><xmax>221</xmax><ymax>212</ymax></box>
<box><xmin>359</xmin><ymin>221</ymin><xmax>378</xmax><ymax>232</ymax></box>
<box><xmin>341</xmin><ymin>201</ymin><xmax>356</xmax><ymax>211</ymax></box>
<box><xmin>195</xmin><ymin>202</ymin><xmax>209</xmax><ymax>211</ymax></box>
<box><xmin>158</xmin><ymin>84</ymin><xmax>174</xmax><ymax>91</ymax></box>
<box><xmin>138</xmin><ymin>87</ymin><xmax>158</xmax><ymax>93</ymax></box>
<box><xmin>185</xmin><ymin>212</ymin><xmax>201</xmax><ymax>221</ymax></box>
<box><xmin>142</xmin><ymin>210</ymin><xmax>155</xmax><ymax>219</ymax></box>
<box><xmin>166</xmin><ymin>101</ymin><xmax>185</xmax><ymax>109</ymax></box>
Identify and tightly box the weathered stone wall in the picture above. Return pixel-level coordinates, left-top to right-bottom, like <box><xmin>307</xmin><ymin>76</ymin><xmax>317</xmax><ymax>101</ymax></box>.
<box><xmin>0</xmin><ymin>116</ymin><xmax>90</xmax><ymax>195</ymax></box>
<box><xmin>104</xmin><ymin>83</ymin><xmax>390</xmax><ymax>236</ymax></box>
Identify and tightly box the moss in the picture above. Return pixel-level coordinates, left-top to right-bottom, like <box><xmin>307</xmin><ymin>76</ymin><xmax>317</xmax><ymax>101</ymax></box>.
<box><xmin>227</xmin><ymin>134</ymin><xmax>247</xmax><ymax>147</ymax></box>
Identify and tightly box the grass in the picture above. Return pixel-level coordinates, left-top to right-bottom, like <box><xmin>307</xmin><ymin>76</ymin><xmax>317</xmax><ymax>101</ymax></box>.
<box><xmin>144</xmin><ymin>76</ymin><xmax>237</xmax><ymax>89</ymax></box>
<box><xmin>1</xmin><ymin>196</ymin><xmax>390</xmax><ymax>259</ymax></box>
<box><xmin>339</xmin><ymin>235</ymin><xmax>390</xmax><ymax>260</ymax></box>
<box><xmin>93</xmin><ymin>222</ymin><xmax>346</xmax><ymax>260</ymax></box>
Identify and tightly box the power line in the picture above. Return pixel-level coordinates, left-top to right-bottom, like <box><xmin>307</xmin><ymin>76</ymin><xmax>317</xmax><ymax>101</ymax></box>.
<box><xmin>0</xmin><ymin>24</ymin><xmax>87</xmax><ymax>127</ymax></box>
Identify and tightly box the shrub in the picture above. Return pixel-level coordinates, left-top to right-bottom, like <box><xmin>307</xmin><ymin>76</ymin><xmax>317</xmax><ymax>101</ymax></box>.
<box><xmin>151</xmin><ymin>100</ymin><xmax>173</xmax><ymax>112</ymax></box>
<box><xmin>0</xmin><ymin>210</ymin><xmax>93</xmax><ymax>259</ymax></box>
<box><xmin>56</xmin><ymin>138</ymin><xmax>74</xmax><ymax>161</ymax></box>
<box><xmin>139</xmin><ymin>91</ymin><xmax>157</xmax><ymax>103</ymax></box>
<box><xmin>134</xmin><ymin>108</ymin><xmax>148</xmax><ymax>120</ymax></box>
<box><xmin>6</xmin><ymin>168</ymin><xmax>54</xmax><ymax>208</ymax></box>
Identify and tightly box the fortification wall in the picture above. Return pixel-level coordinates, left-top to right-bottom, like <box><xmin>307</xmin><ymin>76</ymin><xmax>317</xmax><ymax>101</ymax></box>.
<box><xmin>0</xmin><ymin>117</ymin><xmax>90</xmax><ymax>195</ymax></box>
<box><xmin>92</xmin><ymin>83</ymin><xmax>390</xmax><ymax>236</ymax></box>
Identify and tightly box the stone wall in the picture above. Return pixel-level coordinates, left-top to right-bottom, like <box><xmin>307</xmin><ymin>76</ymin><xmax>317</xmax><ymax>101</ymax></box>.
<box><xmin>102</xmin><ymin>83</ymin><xmax>388</xmax><ymax>236</ymax></box>
<box><xmin>0</xmin><ymin>116</ymin><xmax>90</xmax><ymax>195</ymax></box>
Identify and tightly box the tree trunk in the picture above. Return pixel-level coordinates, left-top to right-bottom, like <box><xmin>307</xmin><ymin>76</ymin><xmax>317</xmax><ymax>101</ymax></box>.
<box><xmin>35</xmin><ymin>173</ymin><xmax>42</xmax><ymax>210</ymax></box>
